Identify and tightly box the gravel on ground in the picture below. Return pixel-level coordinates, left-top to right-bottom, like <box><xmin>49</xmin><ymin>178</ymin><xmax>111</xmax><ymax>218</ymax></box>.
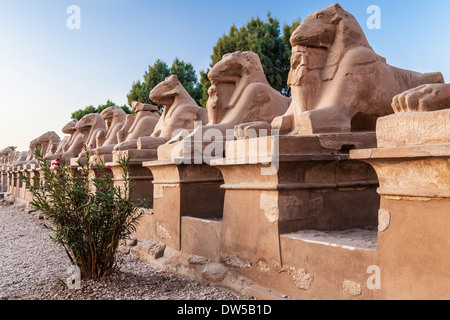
<box><xmin>0</xmin><ymin>204</ymin><xmax>250</xmax><ymax>300</ymax></box>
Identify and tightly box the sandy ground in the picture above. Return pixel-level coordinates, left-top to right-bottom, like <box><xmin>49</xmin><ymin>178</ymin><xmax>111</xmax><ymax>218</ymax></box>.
<box><xmin>0</xmin><ymin>204</ymin><xmax>249</xmax><ymax>300</ymax></box>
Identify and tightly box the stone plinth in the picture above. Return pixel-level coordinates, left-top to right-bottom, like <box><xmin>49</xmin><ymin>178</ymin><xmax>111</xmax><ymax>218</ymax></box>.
<box><xmin>210</xmin><ymin>133</ymin><xmax>379</xmax><ymax>276</ymax></box>
<box><xmin>107</xmin><ymin>157</ymin><xmax>156</xmax><ymax>206</ymax></box>
<box><xmin>351</xmin><ymin>110</ymin><xmax>450</xmax><ymax>299</ymax></box>
<box><xmin>142</xmin><ymin>156</ymin><xmax>225</xmax><ymax>252</ymax></box>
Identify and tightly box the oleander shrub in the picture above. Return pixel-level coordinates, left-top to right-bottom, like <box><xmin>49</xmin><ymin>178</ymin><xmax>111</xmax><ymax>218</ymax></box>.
<box><xmin>20</xmin><ymin>147</ymin><xmax>148</xmax><ymax>280</ymax></box>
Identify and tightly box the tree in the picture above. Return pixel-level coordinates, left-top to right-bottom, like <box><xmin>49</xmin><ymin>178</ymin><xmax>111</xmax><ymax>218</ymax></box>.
<box><xmin>199</xmin><ymin>14</ymin><xmax>301</xmax><ymax>107</ymax></box>
<box><xmin>71</xmin><ymin>100</ymin><xmax>132</xmax><ymax>120</ymax></box>
<box><xmin>127</xmin><ymin>58</ymin><xmax>203</xmax><ymax>108</ymax></box>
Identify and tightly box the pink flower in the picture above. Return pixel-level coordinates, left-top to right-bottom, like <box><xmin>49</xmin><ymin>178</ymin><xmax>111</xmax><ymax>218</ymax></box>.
<box><xmin>107</xmin><ymin>165</ymin><xmax>112</xmax><ymax>169</ymax></box>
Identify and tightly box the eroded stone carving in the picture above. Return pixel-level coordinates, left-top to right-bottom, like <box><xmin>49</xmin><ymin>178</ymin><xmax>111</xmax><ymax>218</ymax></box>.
<box><xmin>242</xmin><ymin>4</ymin><xmax>444</xmax><ymax>136</ymax></box>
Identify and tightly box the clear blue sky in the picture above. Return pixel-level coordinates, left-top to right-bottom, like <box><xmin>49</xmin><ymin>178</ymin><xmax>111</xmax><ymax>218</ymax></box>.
<box><xmin>1</xmin><ymin>0</ymin><xmax>450</xmax><ymax>151</ymax></box>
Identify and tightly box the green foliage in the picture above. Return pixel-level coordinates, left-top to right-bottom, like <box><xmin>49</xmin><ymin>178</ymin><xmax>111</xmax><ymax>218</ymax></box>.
<box><xmin>199</xmin><ymin>14</ymin><xmax>301</xmax><ymax>107</ymax></box>
<box><xmin>127</xmin><ymin>58</ymin><xmax>202</xmax><ymax>108</ymax></box>
<box><xmin>20</xmin><ymin>148</ymin><xmax>148</xmax><ymax>281</ymax></box>
<box><xmin>71</xmin><ymin>100</ymin><xmax>132</xmax><ymax>120</ymax></box>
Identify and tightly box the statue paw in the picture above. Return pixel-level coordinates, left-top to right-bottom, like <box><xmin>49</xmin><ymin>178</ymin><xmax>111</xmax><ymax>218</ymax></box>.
<box><xmin>234</xmin><ymin>122</ymin><xmax>271</xmax><ymax>140</ymax></box>
<box><xmin>392</xmin><ymin>83</ymin><xmax>450</xmax><ymax>113</ymax></box>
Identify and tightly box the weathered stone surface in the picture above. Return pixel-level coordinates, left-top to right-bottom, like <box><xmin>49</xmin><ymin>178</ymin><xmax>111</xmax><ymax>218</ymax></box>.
<box><xmin>341</xmin><ymin>280</ymin><xmax>362</xmax><ymax>296</ymax></box>
<box><xmin>392</xmin><ymin>83</ymin><xmax>450</xmax><ymax>113</ymax></box>
<box><xmin>378</xmin><ymin>209</ymin><xmax>390</xmax><ymax>232</ymax></box>
<box><xmin>220</xmin><ymin>253</ymin><xmax>252</xmax><ymax>269</ymax></box>
<box><xmin>138</xmin><ymin>238</ymin><xmax>166</xmax><ymax>260</ymax></box>
<box><xmin>286</xmin><ymin>267</ymin><xmax>314</xmax><ymax>291</ymax></box>
<box><xmin>376</xmin><ymin>109</ymin><xmax>450</xmax><ymax>148</ymax></box>
<box><xmin>201</xmin><ymin>262</ymin><xmax>228</xmax><ymax>282</ymax></box>
<box><xmin>125</xmin><ymin>236</ymin><xmax>137</xmax><ymax>247</ymax></box>
<box><xmin>156</xmin><ymin>223</ymin><xmax>171</xmax><ymax>240</ymax></box>
<box><xmin>188</xmin><ymin>255</ymin><xmax>210</xmax><ymax>266</ymax></box>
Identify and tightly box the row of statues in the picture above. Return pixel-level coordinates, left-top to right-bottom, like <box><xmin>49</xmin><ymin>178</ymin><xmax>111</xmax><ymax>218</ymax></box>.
<box><xmin>4</xmin><ymin>3</ymin><xmax>449</xmax><ymax>169</ymax></box>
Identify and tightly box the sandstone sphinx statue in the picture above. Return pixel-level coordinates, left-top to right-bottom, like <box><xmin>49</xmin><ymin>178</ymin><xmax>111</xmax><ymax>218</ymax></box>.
<box><xmin>0</xmin><ymin>147</ymin><xmax>27</xmax><ymax>166</ymax></box>
<box><xmin>192</xmin><ymin>51</ymin><xmax>291</xmax><ymax>139</ymax></box>
<box><xmin>70</xmin><ymin>113</ymin><xmax>107</xmax><ymax>165</ymax></box>
<box><xmin>45</xmin><ymin>119</ymin><xmax>79</xmax><ymax>162</ymax></box>
<box><xmin>236</xmin><ymin>4</ymin><xmax>444</xmax><ymax>137</ymax></box>
<box><xmin>90</xmin><ymin>106</ymin><xmax>128</xmax><ymax>162</ymax></box>
<box><xmin>16</xmin><ymin>131</ymin><xmax>61</xmax><ymax>166</ymax></box>
<box><xmin>130</xmin><ymin>75</ymin><xmax>208</xmax><ymax>153</ymax></box>
<box><xmin>113</xmin><ymin>101</ymin><xmax>160</xmax><ymax>152</ymax></box>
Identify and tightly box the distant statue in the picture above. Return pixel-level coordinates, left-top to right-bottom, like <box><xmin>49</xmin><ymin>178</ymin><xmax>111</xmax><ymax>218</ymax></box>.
<box><xmin>46</xmin><ymin>119</ymin><xmax>78</xmax><ymax>162</ymax></box>
<box><xmin>90</xmin><ymin>106</ymin><xmax>127</xmax><ymax>161</ymax></box>
<box><xmin>0</xmin><ymin>147</ymin><xmax>26</xmax><ymax>166</ymax></box>
<box><xmin>15</xmin><ymin>131</ymin><xmax>60</xmax><ymax>166</ymax></box>
<box><xmin>238</xmin><ymin>4</ymin><xmax>444</xmax><ymax>137</ymax></box>
<box><xmin>113</xmin><ymin>101</ymin><xmax>160</xmax><ymax>152</ymax></box>
<box><xmin>72</xmin><ymin>113</ymin><xmax>107</xmax><ymax>162</ymax></box>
